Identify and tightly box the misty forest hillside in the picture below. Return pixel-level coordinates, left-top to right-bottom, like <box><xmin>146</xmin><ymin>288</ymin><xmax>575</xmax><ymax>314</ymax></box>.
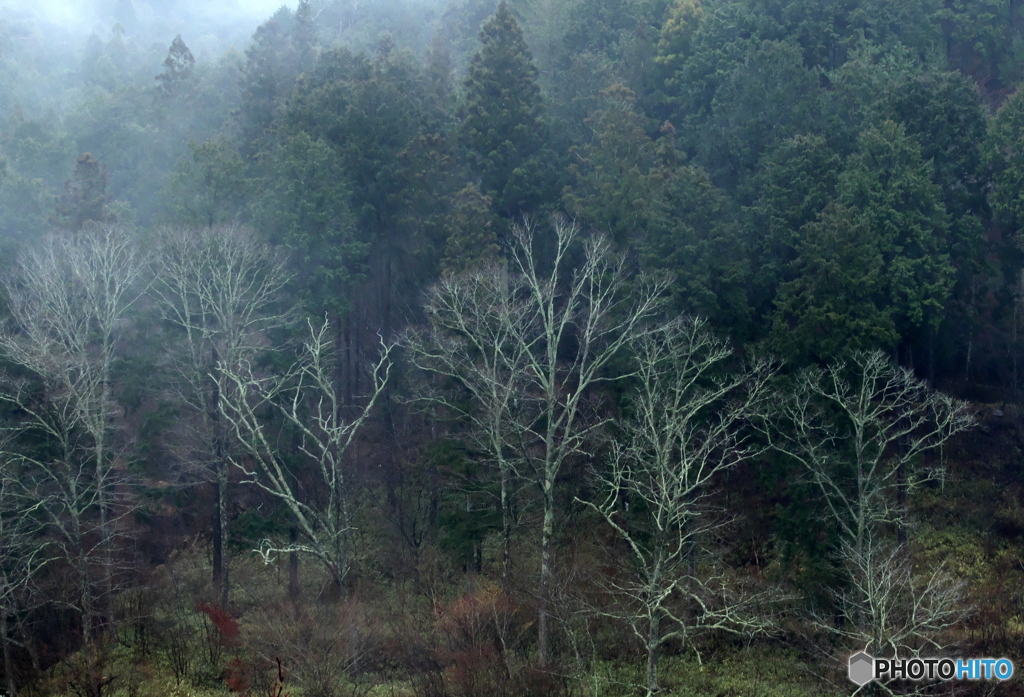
<box><xmin>2</xmin><ymin>0</ymin><xmax>1024</xmax><ymax>695</ymax></box>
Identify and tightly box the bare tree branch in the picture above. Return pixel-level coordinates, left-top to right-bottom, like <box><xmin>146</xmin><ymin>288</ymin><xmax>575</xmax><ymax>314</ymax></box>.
<box><xmin>219</xmin><ymin>317</ymin><xmax>392</xmax><ymax>592</ymax></box>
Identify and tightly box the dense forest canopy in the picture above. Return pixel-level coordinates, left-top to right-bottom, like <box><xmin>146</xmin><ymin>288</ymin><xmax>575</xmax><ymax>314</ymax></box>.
<box><xmin>1</xmin><ymin>0</ymin><xmax>1024</xmax><ymax>695</ymax></box>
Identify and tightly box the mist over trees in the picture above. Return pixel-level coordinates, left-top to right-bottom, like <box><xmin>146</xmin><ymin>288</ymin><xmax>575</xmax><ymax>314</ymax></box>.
<box><xmin>0</xmin><ymin>0</ymin><xmax>1023</xmax><ymax>695</ymax></box>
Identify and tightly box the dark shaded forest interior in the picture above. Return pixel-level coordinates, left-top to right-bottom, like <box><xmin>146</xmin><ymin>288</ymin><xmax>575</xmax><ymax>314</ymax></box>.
<box><xmin>2</xmin><ymin>0</ymin><xmax>1024</xmax><ymax>695</ymax></box>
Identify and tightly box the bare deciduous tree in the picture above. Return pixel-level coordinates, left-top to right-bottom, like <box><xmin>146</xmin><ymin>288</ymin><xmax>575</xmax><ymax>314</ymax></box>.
<box><xmin>0</xmin><ymin>465</ymin><xmax>50</xmax><ymax>697</ymax></box>
<box><xmin>582</xmin><ymin>318</ymin><xmax>777</xmax><ymax>696</ymax></box>
<box><xmin>404</xmin><ymin>264</ymin><xmax>534</xmax><ymax>588</ymax></box>
<box><xmin>832</xmin><ymin>532</ymin><xmax>968</xmax><ymax>665</ymax></box>
<box><xmin>763</xmin><ymin>351</ymin><xmax>975</xmax><ymax>665</ymax></box>
<box><xmin>218</xmin><ymin>318</ymin><xmax>392</xmax><ymax>592</ymax></box>
<box><xmin>408</xmin><ymin>217</ymin><xmax>668</xmax><ymax>666</ymax></box>
<box><xmin>151</xmin><ymin>224</ymin><xmax>290</xmax><ymax>606</ymax></box>
<box><xmin>0</xmin><ymin>223</ymin><xmax>145</xmax><ymax>635</ymax></box>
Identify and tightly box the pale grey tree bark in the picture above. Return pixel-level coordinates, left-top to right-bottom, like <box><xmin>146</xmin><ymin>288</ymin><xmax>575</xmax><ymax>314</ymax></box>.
<box><xmin>404</xmin><ymin>265</ymin><xmax>535</xmax><ymax>589</ymax></box>
<box><xmin>408</xmin><ymin>217</ymin><xmax>668</xmax><ymax>666</ymax></box>
<box><xmin>151</xmin><ymin>224</ymin><xmax>290</xmax><ymax>607</ymax></box>
<box><xmin>582</xmin><ymin>318</ymin><xmax>778</xmax><ymax>696</ymax></box>
<box><xmin>218</xmin><ymin>318</ymin><xmax>392</xmax><ymax>593</ymax></box>
<box><xmin>0</xmin><ymin>223</ymin><xmax>145</xmax><ymax>638</ymax></box>
<box><xmin>762</xmin><ymin>351</ymin><xmax>975</xmax><ymax>667</ymax></box>
<box><xmin>0</xmin><ymin>469</ymin><xmax>50</xmax><ymax>697</ymax></box>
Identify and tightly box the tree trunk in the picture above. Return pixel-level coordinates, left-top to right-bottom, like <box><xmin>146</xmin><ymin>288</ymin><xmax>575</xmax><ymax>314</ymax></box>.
<box><xmin>501</xmin><ymin>462</ymin><xmax>511</xmax><ymax>592</ymax></box>
<box><xmin>94</xmin><ymin>415</ymin><xmax>114</xmax><ymax>635</ymax></box>
<box><xmin>78</xmin><ymin>540</ymin><xmax>95</xmax><ymax>646</ymax></box>
<box><xmin>645</xmin><ymin>611</ymin><xmax>661</xmax><ymax>697</ymax></box>
<box><xmin>538</xmin><ymin>482</ymin><xmax>554</xmax><ymax>668</ymax></box>
<box><xmin>289</xmin><ymin>527</ymin><xmax>300</xmax><ymax>601</ymax></box>
<box><xmin>2</xmin><ymin>599</ymin><xmax>17</xmax><ymax>697</ymax></box>
<box><xmin>211</xmin><ymin>347</ymin><xmax>229</xmax><ymax>608</ymax></box>
<box><xmin>212</xmin><ymin>479</ymin><xmax>222</xmax><ymax>589</ymax></box>
<box><xmin>217</xmin><ymin>467</ymin><xmax>230</xmax><ymax>608</ymax></box>
<box><xmin>896</xmin><ymin>460</ymin><xmax>907</xmax><ymax>546</ymax></box>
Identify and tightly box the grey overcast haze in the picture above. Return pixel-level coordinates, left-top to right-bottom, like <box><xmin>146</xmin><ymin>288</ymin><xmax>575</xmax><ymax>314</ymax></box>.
<box><xmin>0</xmin><ymin>0</ymin><xmax>296</xmax><ymax>28</ymax></box>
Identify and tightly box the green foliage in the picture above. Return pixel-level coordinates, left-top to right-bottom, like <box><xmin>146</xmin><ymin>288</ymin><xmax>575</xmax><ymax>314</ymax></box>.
<box><xmin>699</xmin><ymin>38</ymin><xmax>822</xmax><ymax>187</ymax></box>
<box><xmin>839</xmin><ymin>120</ymin><xmax>954</xmax><ymax>335</ymax></box>
<box><xmin>564</xmin><ymin>84</ymin><xmax>658</xmax><ymax>245</ymax></box>
<box><xmin>0</xmin><ymin>168</ymin><xmax>50</xmax><ymax>240</ymax></box>
<box><xmin>458</xmin><ymin>0</ymin><xmax>559</xmax><ymax>216</ymax></box>
<box><xmin>641</xmin><ymin>164</ymin><xmax>751</xmax><ymax>333</ymax></box>
<box><xmin>255</xmin><ymin>130</ymin><xmax>363</xmax><ymax>317</ymax></box>
<box><xmin>748</xmin><ymin>134</ymin><xmax>841</xmax><ymax>326</ymax></box>
<box><xmin>772</xmin><ymin>203</ymin><xmax>897</xmax><ymax>361</ymax></box>
<box><xmin>155</xmin><ymin>35</ymin><xmax>196</xmax><ymax>101</ymax></box>
<box><xmin>238</xmin><ymin>6</ymin><xmax>301</xmax><ymax>154</ymax></box>
<box><xmin>51</xmin><ymin>152</ymin><xmax>114</xmax><ymax>230</ymax></box>
<box><xmin>441</xmin><ymin>184</ymin><xmax>500</xmax><ymax>276</ymax></box>
<box><xmin>163</xmin><ymin>137</ymin><xmax>249</xmax><ymax>227</ymax></box>
<box><xmin>282</xmin><ymin>43</ymin><xmax>445</xmax><ymax>326</ymax></box>
<box><xmin>286</xmin><ymin>45</ymin><xmax>429</xmax><ymax>238</ymax></box>
<box><xmin>655</xmin><ymin>0</ymin><xmax>705</xmax><ymax>81</ymax></box>
<box><xmin>429</xmin><ymin>439</ymin><xmax>502</xmax><ymax>564</ymax></box>
<box><xmin>940</xmin><ymin>0</ymin><xmax>1024</xmax><ymax>91</ymax></box>
<box><xmin>824</xmin><ymin>40</ymin><xmax>925</xmax><ymax>151</ymax></box>
<box><xmin>987</xmin><ymin>86</ymin><xmax>1024</xmax><ymax>237</ymax></box>
<box><xmin>2</xmin><ymin>118</ymin><xmax>76</xmax><ymax>190</ymax></box>
<box><xmin>772</xmin><ymin>122</ymin><xmax>955</xmax><ymax>360</ymax></box>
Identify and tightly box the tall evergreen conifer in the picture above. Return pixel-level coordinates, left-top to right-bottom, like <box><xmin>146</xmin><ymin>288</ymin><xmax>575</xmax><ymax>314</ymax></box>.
<box><xmin>52</xmin><ymin>153</ymin><xmax>113</xmax><ymax>231</ymax></box>
<box><xmin>155</xmin><ymin>34</ymin><xmax>196</xmax><ymax>100</ymax></box>
<box><xmin>459</xmin><ymin>0</ymin><xmax>553</xmax><ymax>216</ymax></box>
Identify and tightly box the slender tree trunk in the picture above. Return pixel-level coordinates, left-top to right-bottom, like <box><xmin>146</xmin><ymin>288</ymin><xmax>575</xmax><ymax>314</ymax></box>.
<box><xmin>1014</xmin><ymin>273</ymin><xmax>1021</xmax><ymax>395</ymax></box>
<box><xmin>19</xmin><ymin>621</ymin><xmax>40</xmax><ymax>675</ymax></box>
<box><xmin>211</xmin><ymin>347</ymin><xmax>229</xmax><ymax>608</ymax></box>
<box><xmin>645</xmin><ymin>610</ymin><xmax>661</xmax><ymax>697</ymax></box>
<box><xmin>288</xmin><ymin>527</ymin><xmax>299</xmax><ymax>601</ymax></box>
<box><xmin>896</xmin><ymin>460</ymin><xmax>907</xmax><ymax>546</ymax></box>
<box><xmin>927</xmin><ymin>328</ymin><xmax>936</xmax><ymax>388</ymax></box>
<box><xmin>501</xmin><ymin>462</ymin><xmax>511</xmax><ymax>592</ymax></box>
<box><xmin>212</xmin><ymin>479</ymin><xmax>222</xmax><ymax>589</ymax></box>
<box><xmin>538</xmin><ymin>481</ymin><xmax>554</xmax><ymax>668</ymax></box>
<box><xmin>2</xmin><ymin>598</ymin><xmax>17</xmax><ymax>697</ymax></box>
<box><xmin>79</xmin><ymin>544</ymin><xmax>95</xmax><ymax>646</ymax></box>
<box><xmin>344</xmin><ymin>309</ymin><xmax>354</xmax><ymax>409</ymax></box>
<box><xmin>966</xmin><ymin>280</ymin><xmax>976</xmax><ymax>383</ymax></box>
<box><xmin>217</xmin><ymin>468</ymin><xmax>229</xmax><ymax>608</ymax></box>
<box><xmin>95</xmin><ymin>401</ymin><xmax>114</xmax><ymax>635</ymax></box>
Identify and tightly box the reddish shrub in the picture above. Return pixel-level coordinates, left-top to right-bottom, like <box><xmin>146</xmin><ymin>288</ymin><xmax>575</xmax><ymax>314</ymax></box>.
<box><xmin>225</xmin><ymin>657</ymin><xmax>250</xmax><ymax>693</ymax></box>
<box><xmin>197</xmin><ymin>602</ymin><xmax>241</xmax><ymax>648</ymax></box>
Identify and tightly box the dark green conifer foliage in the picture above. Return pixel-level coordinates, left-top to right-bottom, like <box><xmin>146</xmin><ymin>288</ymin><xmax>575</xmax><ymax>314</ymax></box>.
<box><xmin>52</xmin><ymin>153</ymin><xmax>113</xmax><ymax>231</ymax></box>
<box><xmin>424</xmin><ymin>30</ymin><xmax>456</xmax><ymax>130</ymax></box>
<box><xmin>293</xmin><ymin>0</ymin><xmax>318</xmax><ymax>74</ymax></box>
<box><xmin>393</xmin><ymin>134</ymin><xmax>464</xmax><ymax>280</ymax></box>
<box><xmin>441</xmin><ymin>184</ymin><xmax>500</xmax><ymax>276</ymax></box>
<box><xmin>458</xmin><ymin>0</ymin><xmax>554</xmax><ymax>216</ymax></box>
<box><xmin>772</xmin><ymin>203</ymin><xmax>897</xmax><ymax>361</ymax></box>
<box><xmin>238</xmin><ymin>7</ymin><xmax>298</xmax><ymax>155</ymax></box>
<box><xmin>839</xmin><ymin>120</ymin><xmax>954</xmax><ymax>340</ymax></box>
<box><xmin>640</xmin><ymin>164</ymin><xmax>750</xmax><ymax>333</ymax></box>
<box><xmin>987</xmin><ymin>87</ymin><xmax>1024</xmax><ymax>238</ymax></box>
<box><xmin>773</xmin><ymin>121</ymin><xmax>955</xmax><ymax>362</ymax></box>
<box><xmin>564</xmin><ymin>84</ymin><xmax>657</xmax><ymax>246</ymax></box>
<box><xmin>164</xmin><ymin>137</ymin><xmax>249</xmax><ymax>228</ymax></box>
<box><xmin>748</xmin><ymin>134</ymin><xmax>841</xmax><ymax>326</ymax></box>
<box><xmin>699</xmin><ymin>38</ymin><xmax>821</xmax><ymax>189</ymax></box>
<box><xmin>155</xmin><ymin>34</ymin><xmax>196</xmax><ymax>100</ymax></box>
<box><xmin>256</xmin><ymin>132</ymin><xmax>361</xmax><ymax>319</ymax></box>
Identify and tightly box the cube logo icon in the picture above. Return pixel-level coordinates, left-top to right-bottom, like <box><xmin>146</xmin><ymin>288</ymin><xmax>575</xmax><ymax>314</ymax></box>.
<box><xmin>849</xmin><ymin>651</ymin><xmax>875</xmax><ymax>685</ymax></box>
